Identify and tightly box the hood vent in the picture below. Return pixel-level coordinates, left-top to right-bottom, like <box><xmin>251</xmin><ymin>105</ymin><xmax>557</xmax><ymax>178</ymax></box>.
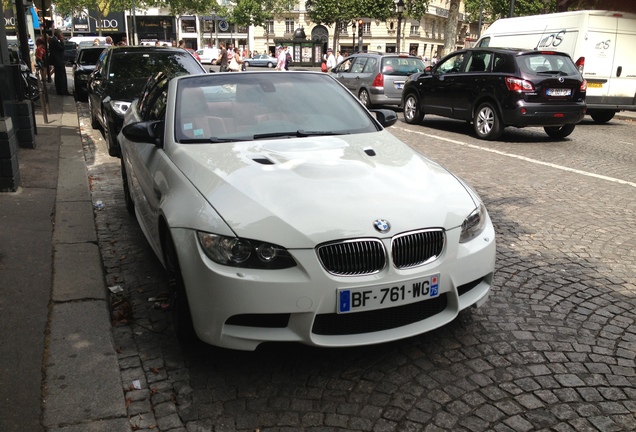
<box><xmin>364</xmin><ymin>147</ymin><xmax>377</xmax><ymax>156</ymax></box>
<box><xmin>251</xmin><ymin>156</ymin><xmax>275</xmax><ymax>165</ymax></box>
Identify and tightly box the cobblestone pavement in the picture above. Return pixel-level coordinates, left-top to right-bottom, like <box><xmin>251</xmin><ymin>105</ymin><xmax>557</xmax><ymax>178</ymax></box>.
<box><xmin>77</xmin><ymin>101</ymin><xmax>636</xmax><ymax>432</ymax></box>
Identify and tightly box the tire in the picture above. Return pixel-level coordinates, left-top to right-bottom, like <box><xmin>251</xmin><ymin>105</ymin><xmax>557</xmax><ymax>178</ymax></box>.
<box><xmin>26</xmin><ymin>77</ymin><xmax>40</xmax><ymax>101</ymax></box>
<box><xmin>544</xmin><ymin>124</ymin><xmax>575</xmax><ymax>139</ymax></box>
<box><xmin>358</xmin><ymin>89</ymin><xmax>372</xmax><ymax>108</ymax></box>
<box><xmin>164</xmin><ymin>231</ymin><xmax>197</xmax><ymax>344</ymax></box>
<box><xmin>473</xmin><ymin>102</ymin><xmax>503</xmax><ymax>140</ymax></box>
<box><xmin>120</xmin><ymin>159</ymin><xmax>134</xmax><ymax>215</ymax></box>
<box><xmin>104</xmin><ymin>114</ymin><xmax>121</xmax><ymax>158</ymax></box>
<box><xmin>267</xmin><ymin>62</ymin><xmax>274</xmax><ymax>68</ymax></box>
<box><xmin>403</xmin><ymin>93</ymin><xmax>424</xmax><ymax>125</ymax></box>
<box><xmin>590</xmin><ymin>110</ymin><xmax>615</xmax><ymax>124</ymax></box>
<box><xmin>244</xmin><ymin>61</ymin><xmax>250</xmax><ymax>67</ymax></box>
<box><xmin>88</xmin><ymin>96</ymin><xmax>100</xmax><ymax>129</ymax></box>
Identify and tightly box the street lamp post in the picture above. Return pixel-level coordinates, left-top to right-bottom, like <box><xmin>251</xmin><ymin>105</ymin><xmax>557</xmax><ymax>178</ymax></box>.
<box><xmin>162</xmin><ymin>21</ymin><xmax>167</xmax><ymax>42</ymax></box>
<box><xmin>395</xmin><ymin>0</ymin><xmax>404</xmax><ymax>53</ymax></box>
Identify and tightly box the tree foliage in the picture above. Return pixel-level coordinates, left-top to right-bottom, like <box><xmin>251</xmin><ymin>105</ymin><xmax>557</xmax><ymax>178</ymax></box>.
<box><xmin>463</xmin><ymin>0</ymin><xmax>556</xmax><ymax>24</ymax></box>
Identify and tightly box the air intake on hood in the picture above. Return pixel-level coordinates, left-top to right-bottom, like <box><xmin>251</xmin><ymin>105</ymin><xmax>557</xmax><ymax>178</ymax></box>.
<box><xmin>364</xmin><ymin>147</ymin><xmax>377</xmax><ymax>156</ymax></box>
<box><xmin>251</xmin><ymin>156</ymin><xmax>275</xmax><ymax>165</ymax></box>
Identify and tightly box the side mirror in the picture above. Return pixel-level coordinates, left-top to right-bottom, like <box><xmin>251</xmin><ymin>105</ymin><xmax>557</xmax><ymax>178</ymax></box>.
<box><xmin>371</xmin><ymin>109</ymin><xmax>398</xmax><ymax>128</ymax></box>
<box><xmin>122</xmin><ymin>120</ymin><xmax>164</xmax><ymax>148</ymax></box>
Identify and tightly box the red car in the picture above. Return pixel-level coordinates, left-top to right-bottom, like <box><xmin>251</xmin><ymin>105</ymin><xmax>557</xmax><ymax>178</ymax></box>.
<box><xmin>186</xmin><ymin>48</ymin><xmax>201</xmax><ymax>62</ymax></box>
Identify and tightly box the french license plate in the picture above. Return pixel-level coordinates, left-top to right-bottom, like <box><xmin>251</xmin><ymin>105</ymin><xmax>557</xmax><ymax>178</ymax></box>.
<box><xmin>396</xmin><ymin>82</ymin><xmax>404</xmax><ymax>89</ymax></box>
<box><xmin>587</xmin><ymin>82</ymin><xmax>603</xmax><ymax>88</ymax></box>
<box><xmin>337</xmin><ymin>274</ymin><xmax>440</xmax><ymax>314</ymax></box>
<box><xmin>546</xmin><ymin>88</ymin><xmax>572</xmax><ymax>96</ymax></box>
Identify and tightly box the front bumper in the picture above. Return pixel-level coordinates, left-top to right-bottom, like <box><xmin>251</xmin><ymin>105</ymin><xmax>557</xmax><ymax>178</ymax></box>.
<box><xmin>172</xmin><ymin>219</ymin><xmax>496</xmax><ymax>351</ymax></box>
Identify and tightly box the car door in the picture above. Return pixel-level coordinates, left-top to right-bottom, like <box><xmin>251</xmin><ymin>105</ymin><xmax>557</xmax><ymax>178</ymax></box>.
<box><xmin>88</xmin><ymin>49</ymin><xmax>110</xmax><ymax>123</ymax></box>
<box><xmin>453</xmin><ymin>51</ymin><xmax>492</xmax><ymax>120</ymax></box>
<box><xmin>125</xmin><ymin>75</ymin><xmax>169</xmax><ymax>246</ymax></box>
<box><xmin>420</xmin><ymin>51</ymin><xmax>466</xmax><ymax>117</ymax></box>
<box><xmin>331</xmin><ymin>57</ymin><xmax>356</xmax><ymax>90</ymax></box>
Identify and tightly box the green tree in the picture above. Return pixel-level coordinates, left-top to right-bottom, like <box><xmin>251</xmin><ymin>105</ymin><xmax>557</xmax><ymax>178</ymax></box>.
<box><xmin>464</xmin><ymin>0</ymin><xmax>556</xmax><ymax>24</ymax></box>
<box><xmin>222</xmin><ymin>0</ymin><xmax>296</xmax><ymax>51</ymax></box>
<box><xmin>306</xmin><ymin>0</ymin><xmax>429</xmax><ymax>52</ymax></box>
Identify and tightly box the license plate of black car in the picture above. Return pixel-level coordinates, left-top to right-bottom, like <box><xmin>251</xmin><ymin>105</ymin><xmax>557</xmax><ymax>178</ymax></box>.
<box><xmin>547</xmin><ymin>88</ymin><xmax>571</xmax><ymax>96</ymax></box>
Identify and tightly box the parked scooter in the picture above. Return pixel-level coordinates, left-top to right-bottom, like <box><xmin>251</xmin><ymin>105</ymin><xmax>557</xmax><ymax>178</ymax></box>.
<box><xmin>19</xmin><ymin>60</ymin><xmax>40</xmax><ymax>102</ymax></box>
<box><xmin>9</xmin><ymin>46</ymin><xmax>40</xmax><ymax>102</ymax></box>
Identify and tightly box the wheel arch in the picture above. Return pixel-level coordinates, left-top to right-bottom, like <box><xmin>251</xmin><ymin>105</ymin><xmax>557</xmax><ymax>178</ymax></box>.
<box><xmin>471</xmin><ymin>94</ymin><xmax>504</xmax><ymax>123</ymax></box>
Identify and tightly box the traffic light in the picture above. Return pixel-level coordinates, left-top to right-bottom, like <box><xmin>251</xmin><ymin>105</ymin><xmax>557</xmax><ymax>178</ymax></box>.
<box><xmin>358</xmin><ymin>20</ymin><xmax>363</xmax><ymax>37</ymax></box>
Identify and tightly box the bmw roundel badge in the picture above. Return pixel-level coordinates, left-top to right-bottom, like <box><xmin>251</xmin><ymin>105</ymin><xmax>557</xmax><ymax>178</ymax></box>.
<box><xmin>373</xmin><ymin>219</ymin><xmax>391</xmax><ymax>233</ymax></box>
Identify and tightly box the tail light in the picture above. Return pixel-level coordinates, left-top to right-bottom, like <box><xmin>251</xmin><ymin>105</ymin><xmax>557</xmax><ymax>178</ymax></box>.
<box><xmin>575</xmin><ymin>56</ymin><xmax>584</xmax><ymax>74</ymax></box>
<box><xmin>505</xmin><ymin>77</ymin><xmax>534</xmax><ymax>92</ymax></box>
<box><xmin>580</xmin><ymin>79</ymin><xmax>587</xmax><ymax>92</ymax></box>
<box><xmin>372</xmin><ymin>73</ymin><xmax>384</xmax><ymax>87</ymax></box>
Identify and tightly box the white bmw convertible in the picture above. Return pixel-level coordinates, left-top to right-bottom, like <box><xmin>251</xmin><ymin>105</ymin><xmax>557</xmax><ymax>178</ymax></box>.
<box><xmin>118</xmin><ymin>71</ymin><xmax>496</xmax><ymax>350</ymax></box>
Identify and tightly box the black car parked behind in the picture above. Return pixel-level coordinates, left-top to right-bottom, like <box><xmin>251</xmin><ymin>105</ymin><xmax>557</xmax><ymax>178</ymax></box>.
<box><xmin>402</xmin><ymin>47</ymin><xmax>587</xmax><ymax>140</ymax></box>
<box><xmin>87</xmin><ymin>45</ymin><xmax>207</xmax><ymax>157</ymax></box>
<box><xmin>72</xmin><ymin>47</ymin><xmax>105</xmax><ymax>102</ymax></box>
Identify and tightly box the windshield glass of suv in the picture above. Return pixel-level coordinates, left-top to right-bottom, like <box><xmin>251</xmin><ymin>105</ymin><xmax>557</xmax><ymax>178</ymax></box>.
<box><xmin>518</xmin><ymin>53</ymin><xmax>579</xmax><ymax>75</ymax></box>
<box><xmin>109</xmin><ymin>51</ymin><xmax>202</xmax><ymax>79</ymax></box>
<box><xmin>381</xmin><ymin>57</ymin><xmax>425</xmax><ymax>76</ymax></box>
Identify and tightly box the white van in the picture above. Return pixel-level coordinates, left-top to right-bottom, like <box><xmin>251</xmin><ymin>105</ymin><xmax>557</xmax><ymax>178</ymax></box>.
<box><xmin>476</xmin><ymin>10</ymin><xmax>636</xmax><ymax>123</ymax></box>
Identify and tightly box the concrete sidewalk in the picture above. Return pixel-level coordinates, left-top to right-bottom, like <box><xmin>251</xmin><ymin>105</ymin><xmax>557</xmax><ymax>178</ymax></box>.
<box><xmin>0</xmin><ymin>90</ymin><xmax>130</xmax><ymax>431</ymax></box>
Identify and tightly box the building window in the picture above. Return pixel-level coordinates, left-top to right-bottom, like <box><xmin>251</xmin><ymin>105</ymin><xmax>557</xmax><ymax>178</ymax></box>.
<box><xmin>338</xmin><ymin>22</ymin><xmax>348</xmax><ymax>34</ymax></box>
<box><xmin>363</xmin><ymin>22</ymin><xmax>370</xmax><ymax>35</ymax></box>
<box><xmin>410</xmin><ymin>25</ymin><xmax>420</xmax><ymax>35</ymax></box>
<box><xmin>285</xmin><ymin>18</ymin><xmax>294</xmax><ymax>34</ymax></box>
<box><xmin>266</xmin><ymin>20</ymin><xmax>274</xmax><ymax>34</ymax></box>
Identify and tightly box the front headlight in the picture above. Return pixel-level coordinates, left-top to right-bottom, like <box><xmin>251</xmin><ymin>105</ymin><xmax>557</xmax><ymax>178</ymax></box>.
<box><xmin>197</xmin><ymin>232</ymin><xmax>297</xmax><ymax>269</ymax></box>
<box><xmin>459</xmin><ymin>202</ymin><xmax>487</xmax><ymax>243</ymax></box>
<box><xmin>109</xmin><ymin>100</ymin><xmax>131</xmax><ymax>116</ymax></box>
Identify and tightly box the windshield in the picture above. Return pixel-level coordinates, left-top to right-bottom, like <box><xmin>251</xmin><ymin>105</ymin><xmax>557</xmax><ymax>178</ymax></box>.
<box><xmin>175</xmin><ymin>73</ymin><xmax>380</xmax><ymax>143</ymax></box>
<box><xmin>78</xmin><ymin>48</ymin><xmax>104</xmax><ymax>65</ymax></box>
<box><xmin>381</xmin><ymin>57</ymin><xmax>425</xmax><ymax>76</ymax></box>
<box><xmin>110</xmin><ymin>51</ymin><xmax>203</xmax><ymax>79</ymax></box>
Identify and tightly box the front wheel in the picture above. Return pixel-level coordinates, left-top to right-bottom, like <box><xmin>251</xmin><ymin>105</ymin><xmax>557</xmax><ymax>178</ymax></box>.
<box><xmin>267</xmin><ymin>62</ymin><xmax>274</xmax><ymax>68</ymax></box>
<box><xmin>544</xmin><ymin>124</ymin><xmax>575</xmax><ymax>139</ymax></box>
<box><xmin>403</xmin><ymin>93</ymin><xmax>424</xmax><ymax>124</ymax></box>
<box><xmin>103</xmin><ymin>113</ymin><xmax>120</xmax><ymax>158</ymax></box>
<box><xmin>164</xmin><ymin>231</ymin><xmax>197</xmax><ymax>344</ymax></box>
<box><xmin>120</xmin><ymin>159</ymin><xmax>134</xmax><ymax>215</ymax></box>
<box><xmin>473</xmin><ymin>102</ymin><xmax>503</xmax><ymax>140</ymax></box>
<box><xmin>88</xmin><ymin>96</ymin><xmax>100</xmax><ymax>129</ymax></box>
<box><xmin>243</xmin><ymin>61</ymin><xmax>250</xmax><ymax>67</ymax></box>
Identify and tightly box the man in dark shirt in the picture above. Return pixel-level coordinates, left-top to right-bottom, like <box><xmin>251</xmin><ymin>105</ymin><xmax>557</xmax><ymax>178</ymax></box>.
<box><xmin>48</xmin><ymin>29</ymin><xmax>70</xmax><ymax>95</ymax></box>
<box><xmin>215</xmin><ymin>42</ymin><xmax>228</xmax><ymax>72</ymax></box>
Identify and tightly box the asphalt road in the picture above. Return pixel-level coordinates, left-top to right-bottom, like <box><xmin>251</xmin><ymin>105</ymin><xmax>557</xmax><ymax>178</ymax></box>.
<box><xmin>77</xmin><ymin>101</ymin><xmax>636</xmax><ymax>431</ymax></box>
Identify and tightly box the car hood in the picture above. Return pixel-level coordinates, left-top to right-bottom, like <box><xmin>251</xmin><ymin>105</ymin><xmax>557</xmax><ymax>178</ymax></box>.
<box><xmin>107</xmin><ymin>78</ymin><xmax>148</xmax><ymax>101</ymax></box>
<box><xmin>169</xmin><ymin>131</ymin><xmax>477</xmax><ymax>247</ymax></box>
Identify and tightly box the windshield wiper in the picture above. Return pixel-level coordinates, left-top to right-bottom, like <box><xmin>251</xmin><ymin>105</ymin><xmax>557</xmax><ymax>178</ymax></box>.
<box><xmin>179</xmin><ymin>137</ymin><xmax>252</xmax><ymax>144</ymax></box>
<box><xmin>252</xmin><ymin>130</ymin><xmax>346</xmax><ymax>140</ymax></box>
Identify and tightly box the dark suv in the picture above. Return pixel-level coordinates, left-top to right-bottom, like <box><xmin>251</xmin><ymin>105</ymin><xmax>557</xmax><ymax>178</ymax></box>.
<box><xmin>331</xmin><ymin>52</ymin><xmax>425</xmax><ymax>108</ymax></box>
<box><xmin>88</xmin><ymin>46</ymin><xmax>206</xmax><ymax>157</ymax></box>
<box><xmin>402</xmin><ymin>48</ymin><xmax>587</xmax><ymax>140</ymax></box>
